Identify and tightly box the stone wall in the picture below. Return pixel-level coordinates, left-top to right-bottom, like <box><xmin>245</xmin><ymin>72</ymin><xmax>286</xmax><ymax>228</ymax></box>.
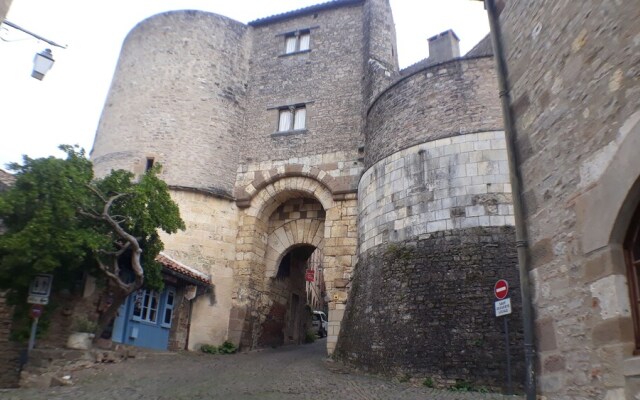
<box><xmin>91</xmin><ymin>10</ymin><xmax>251</xmax><ymax>195</ymax></box>
<box><xmin>365</xmin><ymin>57</ymin><xmax>503</xmax><ymax>168</ymax></box>
<box><xmin>359</xmin><ymin>133</ymin><xmax>514</xmax><ymax>254</ymax></box>
<box><xmin>0</xmin><ymin>291</ymin><xmax>20</xmax><ymax>388</ymax></box>
<box><xmin>498</xmin><ymin>0</ymin><xmax>640</xmax><ymax>398</ymax></box>
<box><xmin>336</xmin><ymin>227</ymin><xmax>523</xmax><ymax>389</ymax></box>
<box><xmin>159</xmin><ymin>189</ymin><xmax>238</xmax><ymax>350</ymax></box>
<box><xmin>0</xmin><ymin>0</ymin><xmax>11</xmax><ymax>23</ymax></box>
<box><xmin>242</xmin><ymin>3</ymin><xmax>365</xmax><ymax>164</ymax></box>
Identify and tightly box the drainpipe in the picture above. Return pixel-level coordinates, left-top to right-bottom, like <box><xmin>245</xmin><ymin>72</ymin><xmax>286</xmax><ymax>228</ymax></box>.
<box><xmin>482</xmin><ymin>0</ymin><xmax>537</xmax><ymax>398</ymax></box>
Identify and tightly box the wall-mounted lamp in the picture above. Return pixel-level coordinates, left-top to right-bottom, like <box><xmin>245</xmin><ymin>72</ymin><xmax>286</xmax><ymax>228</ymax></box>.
<box><xmin>32</xmin><ymin>48</ymin><xmax>54</xmax><ymax>80</ymax></box>
<box><xmin>1</xmin><ymin>20</ymin><xmax>67</xmax><ymax>80</ymax></box>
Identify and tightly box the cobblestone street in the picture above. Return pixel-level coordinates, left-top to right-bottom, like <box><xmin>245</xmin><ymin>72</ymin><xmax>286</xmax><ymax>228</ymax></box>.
<box><xmin>0</xmin><ymin>340</ymin><xmax>522</xmax><ymax>400</ymax></box>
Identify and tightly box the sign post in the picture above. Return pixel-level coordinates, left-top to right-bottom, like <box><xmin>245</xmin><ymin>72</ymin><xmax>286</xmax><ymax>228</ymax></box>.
<box><xmin>494</xmin><ymin>279</ymin><xmax>512</xmax><ymax>395</ymax></box>
<box><xmin>26</xmin><ymin>274</ymin><xmax>53</xmax><ymax>354</ymax></box>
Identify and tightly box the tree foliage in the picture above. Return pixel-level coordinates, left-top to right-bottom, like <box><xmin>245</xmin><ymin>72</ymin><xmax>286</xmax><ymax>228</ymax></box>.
<box><xmin>0</xmin><ymin>145</ymin><xmax>185</xmax><ymax>336</ymax></box>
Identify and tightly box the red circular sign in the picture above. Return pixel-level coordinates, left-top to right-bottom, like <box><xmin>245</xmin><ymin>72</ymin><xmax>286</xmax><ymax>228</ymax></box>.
<box><xmin>30</xmin><ymin>304</ymin><xmax>44</xmax><ymax>319</ymax></box>
<box><xmin>494</xmin><ymin>279</ymin><xmax>509</xmax><ymax>300</ymax></box>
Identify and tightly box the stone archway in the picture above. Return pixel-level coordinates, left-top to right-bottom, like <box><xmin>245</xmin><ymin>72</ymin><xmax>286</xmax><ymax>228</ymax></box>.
<box><xmin>229</xmin><ymin>176</ymin><xmax>358</xmax><ymax>354</ymax></box>
<box><xmin>265</xmin><ymin>219</ymin><xmax>325</xmax><ymax>279</ymax></box>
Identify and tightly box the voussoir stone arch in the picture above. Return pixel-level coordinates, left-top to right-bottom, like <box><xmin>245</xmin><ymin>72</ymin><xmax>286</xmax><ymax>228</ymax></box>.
<box><xmin>235</xmin><ymin>164</ymin><xmax>340</xmax><ymax>208</ymax></box>
<box><xmin>244</xmin><ymin>176</ymin><xmax>336</xmax><ymax>219</ymax></box>
<box><xmin>577</xmin><ymin>110</ymin><xmax>640</xmax><ymax>253</ymax></box>
<box><xmin>264</xmin><ymin>219</ymin><xmax>325</xmax><ymax>278</ymax></box>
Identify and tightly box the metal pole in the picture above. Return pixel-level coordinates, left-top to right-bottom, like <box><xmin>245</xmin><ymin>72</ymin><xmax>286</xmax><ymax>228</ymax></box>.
<box><xmin>482</xmin><ymin>1</ymin><xmax>537</xmax><ymax>398</ymax></box>
<box><xmin>27</xmin><ymin>317</ymin><xmax>39</xmax><ymax>354</ymax></box>
<box><xmin>504</xmin><ymin>316</ymin><xmax>512</xmax><ymax>395</ymax></box>
<box><xmin>2</xmin><ymin>20</ymin><xmax>67</xmax><ymax>49</ymax></box>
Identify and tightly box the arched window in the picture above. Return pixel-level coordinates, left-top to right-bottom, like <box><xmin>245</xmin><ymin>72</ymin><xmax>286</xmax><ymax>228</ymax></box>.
<box><xmin>625</xmin><ymin>203</ymin><xmax>640</xmax><ymax>354</ymax></box>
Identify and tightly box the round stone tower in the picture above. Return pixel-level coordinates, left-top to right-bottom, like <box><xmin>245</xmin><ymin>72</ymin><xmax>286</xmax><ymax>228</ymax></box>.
<box><xmin>336</xmin><ymin>54</ymin><xmax>525</xmax><ymax>388</ymax></box>
<box><xmin>91</xmin><ymin>10</ymin><xmax>251</xmax><ymax>195</ymax></box>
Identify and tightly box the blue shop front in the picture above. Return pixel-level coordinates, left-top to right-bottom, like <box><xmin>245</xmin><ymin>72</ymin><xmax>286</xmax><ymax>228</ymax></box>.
<box><xmin>110</xmin><ymin>253</ymin><xmax>210</xmax><ymax>351</ymax></box>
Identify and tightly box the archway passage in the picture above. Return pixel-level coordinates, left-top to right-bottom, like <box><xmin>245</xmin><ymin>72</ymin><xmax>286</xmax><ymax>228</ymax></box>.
<box><xmin>258</xmin><ymin>245</ymin><xmax>324</xmax><ymax>347</ymax></box>
<box><xmin>625</xmin><ymin>201</ymin><xmax>640</xmax><ymax>354</ymax></box>
<box><xmin>256</xmin><ymin>196</ymin><xmax>327</xmax><ymax>348</ymax></box>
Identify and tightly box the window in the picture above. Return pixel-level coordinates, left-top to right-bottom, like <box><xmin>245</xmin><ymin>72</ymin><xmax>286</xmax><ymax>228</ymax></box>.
<box><xmin>145</xmin><ymin>157</ymin><xmax>154</xmax><ymax>172</ymax></box>
<box><xmin>284</xmin><ymin>30</ymin><xmax>310</xmax><ymax>54</ymax></box>
<box><xmin>278</xmin><ymin>106</ymin><xmax>306</xmax><ymax>132</ymax></box>
<box><xmin>625</xmin><ymin>203</ymin><xmax>640</xmax><ymax>354</ymax></box>
<box><xmin>132</xmin><ymin>289</ymin><xmax>160</xmax><ymax>323</ymax></box>
<box><xmin>161</xmin><ymin>289</ymin><xmax>176</xmax><ymax>328</ymax></box>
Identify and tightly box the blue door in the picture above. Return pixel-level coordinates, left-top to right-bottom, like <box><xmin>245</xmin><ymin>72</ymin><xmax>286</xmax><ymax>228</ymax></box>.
<box><xmin>112</xmin><ymin>286</ymin><xmax>176</xmax><ymax>350</ymax></box>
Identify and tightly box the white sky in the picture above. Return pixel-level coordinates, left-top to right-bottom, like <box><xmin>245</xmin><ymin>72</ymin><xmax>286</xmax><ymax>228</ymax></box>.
<box><xmin>0</xmin><ymin>0</ymin><xmax>489</xmax><ymax>168</ymax></box>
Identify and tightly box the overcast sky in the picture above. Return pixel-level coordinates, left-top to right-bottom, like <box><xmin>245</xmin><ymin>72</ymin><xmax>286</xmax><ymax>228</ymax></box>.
<box><xmin>0</xmin><ymin>0</ymin><xmax>489</xmax><ymax>168</ymax></box>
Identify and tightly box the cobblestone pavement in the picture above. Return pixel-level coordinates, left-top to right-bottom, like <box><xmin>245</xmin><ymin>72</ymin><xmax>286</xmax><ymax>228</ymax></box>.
<box><xmin>0</xmin><ymin>340</ymin><xmax>523</xmax><ymax>400</ymax></box>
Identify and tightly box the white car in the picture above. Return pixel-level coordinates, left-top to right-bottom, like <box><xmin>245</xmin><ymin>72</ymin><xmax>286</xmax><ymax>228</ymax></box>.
<box><xmin>312</xmin><ymin>311</ymin><xmax>328</xmax><ymax>337</ymax></box>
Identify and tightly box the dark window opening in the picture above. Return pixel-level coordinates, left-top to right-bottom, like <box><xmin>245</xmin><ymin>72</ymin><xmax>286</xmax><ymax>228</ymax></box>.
<box><xmin>145</xmin><ymin>157</ymin><xmax>155</xmax><ymax>172</ymax></box>
<box><xmin>625</xmin><ymin>201</ymin><xmax>640</xmax><ymax>355</ymax></box>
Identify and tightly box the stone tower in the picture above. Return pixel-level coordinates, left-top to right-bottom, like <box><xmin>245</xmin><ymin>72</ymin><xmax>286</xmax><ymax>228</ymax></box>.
<box><xmin>91</xmin><ymin>0</ymin><xmax>522</xmax><ymax>383</ymax></box>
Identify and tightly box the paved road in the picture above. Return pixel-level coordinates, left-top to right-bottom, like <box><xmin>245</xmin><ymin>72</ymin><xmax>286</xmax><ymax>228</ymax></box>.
<box><xmin>0</xmin><ymin>339</ymin><xmax>521</xmax><ymax>400</ymax></box>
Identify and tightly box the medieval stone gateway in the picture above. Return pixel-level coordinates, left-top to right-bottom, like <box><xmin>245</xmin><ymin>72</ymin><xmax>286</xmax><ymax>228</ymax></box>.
<box><xmin>89</xmin><ymin>0</ymin><xmax>521</xmax><ymax>389</ymax></box>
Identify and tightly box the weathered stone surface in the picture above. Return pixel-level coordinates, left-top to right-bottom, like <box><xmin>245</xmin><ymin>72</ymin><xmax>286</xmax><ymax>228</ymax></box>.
<box><xmin>500</xmin><ymin>0</ymin><xmax>640</xmax><ymax>397</ymax></box>
<box><xmin>366</xmin><ymin>57</ymin><xmax>503</xmax><ymax>168</ymax></box>
<box><xmin>336</xmin><ymin>227</ymin><xmax>524</xmax><ymax>390</ymax></box>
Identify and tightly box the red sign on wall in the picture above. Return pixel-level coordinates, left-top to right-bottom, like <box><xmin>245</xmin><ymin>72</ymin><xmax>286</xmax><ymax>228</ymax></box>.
<box><xmin>305</xmin><ymin>269</ymin><xmax>315</xmax><ymax>282</ymax></box>
<box><xmin>494</xmin><ymin>279</ymin><xmax>509</xmax><ymax>300</ymax></box>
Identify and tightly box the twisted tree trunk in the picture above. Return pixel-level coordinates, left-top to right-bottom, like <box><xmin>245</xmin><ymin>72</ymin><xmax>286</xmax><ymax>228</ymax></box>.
<box><xmin>81</xmin><ymin>188</ymin><xmax>146</xmax><ymax>342</ymax></box>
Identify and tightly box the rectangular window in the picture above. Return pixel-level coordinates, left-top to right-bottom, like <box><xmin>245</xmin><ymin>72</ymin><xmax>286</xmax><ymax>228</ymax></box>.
<box><xmin>161</xmin><ymin>289</ymin><xmax>175</xmax><ymax>328</ymax></box>
<box><xmin>278</xmin><ymin>106</ymin><xmax>306</xmax><ymax>132</ymax></box>
<box><xmin>284</xmin><ymin>30</ymin><xmax>311</xmax><ymax>54</ymax></box>
<box><xmin>132</xmin><ymin>289</ymin><xmax>160</xmax><ymax>323</ymax></box>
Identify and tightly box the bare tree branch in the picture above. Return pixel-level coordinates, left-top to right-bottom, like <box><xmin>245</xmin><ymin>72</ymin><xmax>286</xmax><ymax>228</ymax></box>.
<box><xmin>96</xmin><ymin>259</ymin><xmax>129</xmax><ymax>291</ymax></box>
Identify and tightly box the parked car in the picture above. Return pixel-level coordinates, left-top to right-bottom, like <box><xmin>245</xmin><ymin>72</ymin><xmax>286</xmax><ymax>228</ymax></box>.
<box><xmin>312</xmin><ymin>311</ymin><xmax>328</xmax><ymax>337</ymax></box>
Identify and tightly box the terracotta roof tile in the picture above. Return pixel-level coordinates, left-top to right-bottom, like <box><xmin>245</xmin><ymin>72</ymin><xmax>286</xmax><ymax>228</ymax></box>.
<box><xmin>156</xmin><ymin>252</ymin><xmax>211</xmax><ymax>285</ymax></box>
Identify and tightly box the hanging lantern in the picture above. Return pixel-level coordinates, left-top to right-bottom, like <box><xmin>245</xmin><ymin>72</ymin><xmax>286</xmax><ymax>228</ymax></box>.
<box><xmin>32</xmin><ymin>48</ymin><xmax>55</xmax><ymax>80</ymax></box>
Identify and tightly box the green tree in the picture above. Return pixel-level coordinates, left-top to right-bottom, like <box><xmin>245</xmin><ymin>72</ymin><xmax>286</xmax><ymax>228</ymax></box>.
<box><xmin>0</xmin><ymin>145</ymin><xmax>185</xmax><ymax>338</ymax></box>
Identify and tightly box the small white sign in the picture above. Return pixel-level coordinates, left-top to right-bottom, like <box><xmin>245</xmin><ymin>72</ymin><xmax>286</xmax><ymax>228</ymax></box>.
<box><xmin>27</xmin><ymin>295</ymin><xmax>49</xmax><ymax>305</ymax></box>
<box><xmin>27</xmin><ymin>274</ymin><xmax>53</xmax><ymax>305</ymax></box>
<box><xmin>495</xmin><ymin>298</ymin><xmax>512</xmax><ymax>317</ymax></box>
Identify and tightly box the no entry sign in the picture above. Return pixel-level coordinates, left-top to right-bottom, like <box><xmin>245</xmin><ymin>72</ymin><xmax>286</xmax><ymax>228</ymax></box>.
<box><xmin>305</xmin><ymin>269</ymin><xmax>315</xmax><ymax>282</ymax></box>
<box><xmin>494</xmin><ymin>279</ymin><xmax>509</xmax><ymax>300</ymax></box>
<box><xmin>29</xmin><ymin>304</ymin><xmax>44</xmax><ymax>319</ymax></box>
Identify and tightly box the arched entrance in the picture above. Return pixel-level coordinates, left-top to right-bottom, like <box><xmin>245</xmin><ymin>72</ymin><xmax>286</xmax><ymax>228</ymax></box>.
<box><xmin>230</xmin><ymin>176</ymin><xmax>357</xmax><ymax>352</ymax></box>
<box><xmin>258</xmin><ymin>244</ymin><xmax>321</xmax><ymax>347</ymax></box>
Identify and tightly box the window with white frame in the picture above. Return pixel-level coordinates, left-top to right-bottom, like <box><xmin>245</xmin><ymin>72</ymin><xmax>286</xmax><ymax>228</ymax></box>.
<box><xmin>284</xmin><ymin>30</ymin><xmax>311</xmax><ymax>54</ymax></box>
<box><xmin>161</xmin><ymin>289</ymin><xmax>176</xmax><ymax>328</ymax></box>
<box><xmin>278</xmin><ymin>105</ymin><xmax>306</xmax><ymax>132</ymax></box>
<box><xmin>132</xmin><ymin>289</ymin><xmax>160</xmax><ymax>323</ymax></box>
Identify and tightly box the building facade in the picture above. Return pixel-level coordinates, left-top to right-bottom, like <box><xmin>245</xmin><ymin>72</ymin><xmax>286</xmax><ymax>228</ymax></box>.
<box><xmin>91</xmin><ymin>0</ymin><xmax>521</xmax><ymax>389</ymax></box>
<box><xmin>497</xmin><ymin>0</ymin><xmax>640</xmax><ymax>398</ymax></box>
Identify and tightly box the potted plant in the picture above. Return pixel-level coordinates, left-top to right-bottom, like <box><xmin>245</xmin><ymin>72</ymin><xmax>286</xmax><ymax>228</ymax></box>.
<box><xmin>66</xmin><ymin>316</ymin><xmax>97</xmax><ymax>350</ymax></box>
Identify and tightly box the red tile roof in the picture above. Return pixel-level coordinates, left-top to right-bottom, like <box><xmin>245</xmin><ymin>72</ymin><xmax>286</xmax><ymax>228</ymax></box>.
<box><xmin>156</xmin><ymin>253</ymin><xmax>211</xmax><ymax>286</ymax></box>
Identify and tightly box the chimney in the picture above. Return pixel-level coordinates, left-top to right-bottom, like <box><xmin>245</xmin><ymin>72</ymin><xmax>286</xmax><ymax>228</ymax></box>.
<box><xmin>428</xmin><ymin>29</ymin><xmax>460</xmax><ymax>64</ymax></box>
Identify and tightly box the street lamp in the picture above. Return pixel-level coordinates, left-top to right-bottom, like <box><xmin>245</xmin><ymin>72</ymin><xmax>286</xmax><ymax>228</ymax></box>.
<box><xmin>1</xmin><ymin>20</ymin><xmax>66</xmax><ymax>80</ymax></box>
<box><xmin>31</xmin><ymin>48</ymin><xmax>54</xmax><ymax>80</ymax></box>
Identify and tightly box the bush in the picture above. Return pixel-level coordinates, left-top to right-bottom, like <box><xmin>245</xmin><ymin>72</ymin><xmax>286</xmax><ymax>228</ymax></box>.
<box><xmin>422</xmin><ymin>377</ymin><xmax>434</xmax><ymax>388</ymax></box>
<box><xmin>218</xmin><ymin>341</ymin><xmax>237</xmax><ymax>354</ymax></box>
<box><xmin>200</xmin><ymin>344</ymin><xmax>218</xmax><ymax>354</ymax></box>
<box><xmin>304</xmin><ymin>330</ymin><xmax>316</xmax><ymax>343</ymax></box>
<box><xmin>447</xmin><ymin>380</ymin><xmax>488</xmax><ymax>393</ymax></box>
<box><xmin>73</xmin><ymin>316</ymin><xmax>98</xmax><ymax>333</ymax></box>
